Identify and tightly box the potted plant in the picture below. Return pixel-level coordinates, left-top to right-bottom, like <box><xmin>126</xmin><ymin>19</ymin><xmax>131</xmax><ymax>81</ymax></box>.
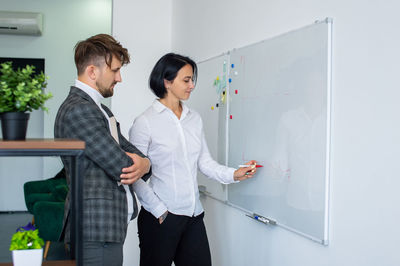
<box><xmin>10</xmin><ymin>222</ymin><xmax>45</xmax><ymax>266</ymax></box>
<box><xmin>0</xmin><ymin>61</ymin><xmax>52</xmax><ymax>140</ymax></box>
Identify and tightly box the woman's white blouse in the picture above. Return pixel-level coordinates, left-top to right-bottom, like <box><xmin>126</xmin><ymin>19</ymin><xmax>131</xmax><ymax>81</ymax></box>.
<box><xmin>129</xmin><ymin>100</ymin><xmax>236</xmax><ymax>218</ymax></box>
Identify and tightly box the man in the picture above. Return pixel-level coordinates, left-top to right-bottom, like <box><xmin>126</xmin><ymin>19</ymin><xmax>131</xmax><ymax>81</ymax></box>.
<box><xmin>54</xmin><ymin>34</ymin><xmax>151</xmax><ymax>266</ymax></box>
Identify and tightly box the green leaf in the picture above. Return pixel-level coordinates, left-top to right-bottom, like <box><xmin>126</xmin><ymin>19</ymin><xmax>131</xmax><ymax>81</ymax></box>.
<box><xmin>9</xmin><ymin>229</ymin><xmax>44</xmax><ymax>250</ymax></box>
<box><xmin>0</xmin><ymin>62</ymin><xmax>52</xmax><ymax>113</ymax></box>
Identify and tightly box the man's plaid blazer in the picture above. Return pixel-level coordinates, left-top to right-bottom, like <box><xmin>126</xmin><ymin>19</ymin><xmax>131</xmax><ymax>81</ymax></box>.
<box><xmin>54</xmin><ymin>86</ymin><xmax>151</xmax><ymax>243</ymax></box>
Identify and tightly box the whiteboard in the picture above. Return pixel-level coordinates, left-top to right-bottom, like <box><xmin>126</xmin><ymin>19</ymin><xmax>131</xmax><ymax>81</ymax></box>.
<box><xmin>227</xmin><ymin>20</ymin><xmax>332</xmax><ymax>243</ymax></box>
<box><xmin>187</xmin><ymin>53</ymin><xmax>229</xmax><ymax>202</ymax></box>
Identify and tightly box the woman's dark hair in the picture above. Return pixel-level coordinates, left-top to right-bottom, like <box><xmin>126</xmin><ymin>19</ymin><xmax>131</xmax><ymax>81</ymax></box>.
<box><xmin>149</xmin><ymin>53</ymin><xmax>198</xmax><ymax>98</ymax></box>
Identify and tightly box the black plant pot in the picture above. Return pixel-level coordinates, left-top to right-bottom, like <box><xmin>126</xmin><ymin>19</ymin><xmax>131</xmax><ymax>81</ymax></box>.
<box><xmin>0</xmin><ymin>112</ymin><xmax>30</xmax><ymax>140</ymax></box>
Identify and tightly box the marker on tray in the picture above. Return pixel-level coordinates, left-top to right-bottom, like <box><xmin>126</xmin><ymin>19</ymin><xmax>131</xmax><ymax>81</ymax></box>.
<box><xmin>245</xmin><ymin>213</ymin><xmax>277</xmax><ymax>225</ymax></box>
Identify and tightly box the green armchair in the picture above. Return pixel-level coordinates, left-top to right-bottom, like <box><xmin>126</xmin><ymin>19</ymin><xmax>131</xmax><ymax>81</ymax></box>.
<box><xmin>23</xmin><ymin>168</ymin><xmax>68</xmax><ymax>259</ymax></box>
<box><xmin>23</xmin><ymin>168</ymin><xmax>67</xmax><ymax>217</ymax></box>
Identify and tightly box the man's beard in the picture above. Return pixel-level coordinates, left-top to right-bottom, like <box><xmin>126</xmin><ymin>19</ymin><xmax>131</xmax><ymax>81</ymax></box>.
<box><xmin>97</xmin><ymin>82</ymin><xmax>115</xmax><ymax>98</ymax></box>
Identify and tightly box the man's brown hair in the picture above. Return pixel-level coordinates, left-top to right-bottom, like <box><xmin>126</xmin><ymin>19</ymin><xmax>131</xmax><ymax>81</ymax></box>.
<box><xmin>74</xmin><ymin>34</ymin><xmax>130</xmax><ymax>75</ymax></box>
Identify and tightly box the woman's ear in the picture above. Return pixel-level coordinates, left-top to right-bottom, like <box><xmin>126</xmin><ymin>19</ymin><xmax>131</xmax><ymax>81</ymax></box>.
<box><xmin>164</xmin><ymin>79</ymin><xmax>172</xmax><ymax>90</ymax></box>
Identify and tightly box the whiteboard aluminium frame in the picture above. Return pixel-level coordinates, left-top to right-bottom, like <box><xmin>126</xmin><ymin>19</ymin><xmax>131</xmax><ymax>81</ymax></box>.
<box><xmin>324</xmin><ymin>17</ymin><xmax>333</xmax><ymax>246</ymax></box>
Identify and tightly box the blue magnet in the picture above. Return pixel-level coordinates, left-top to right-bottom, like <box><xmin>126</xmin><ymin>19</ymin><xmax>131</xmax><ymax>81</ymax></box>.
<box><xmin>229</xmin><ymin>78</ymin><xmax>232</xmax><ymax>83</ymax></box>
<box><xmin>231</xmin><ymin>64</ymin><xmax>235</xmax><ymax>68</ymax></box>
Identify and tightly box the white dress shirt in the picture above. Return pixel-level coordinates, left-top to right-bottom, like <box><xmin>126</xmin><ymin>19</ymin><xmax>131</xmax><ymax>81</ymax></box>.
<box><xmin>129</xmin><ymin>99</ymin><xmax>236</xmax><ymax>218</ymax></box>
<box><xmin>74</xmin><ymin>80</ymin><xmax>134</xmax><ymax>223</ymax></box>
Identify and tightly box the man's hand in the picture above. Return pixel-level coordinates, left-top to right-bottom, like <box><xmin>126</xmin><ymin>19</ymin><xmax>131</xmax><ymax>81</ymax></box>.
<box><xmin>120</xmin><ymin>152</ymin><xmax>151</xmax><ymax>185</ymax></box>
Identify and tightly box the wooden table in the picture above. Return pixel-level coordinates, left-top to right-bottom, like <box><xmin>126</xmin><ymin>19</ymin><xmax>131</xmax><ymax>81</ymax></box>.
<box><xmin>0</xmin><ymin>260</ymin><xmax>75</xmax><ymax>266</ymax></box>
<box><xmin>0</xmin><ymin>139</ymin><xmax>85</xmax><ymax>266</ymax></box>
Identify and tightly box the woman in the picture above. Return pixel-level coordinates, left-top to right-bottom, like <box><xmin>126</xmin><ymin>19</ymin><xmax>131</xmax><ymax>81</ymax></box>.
<box><xmin>129</xmin><ymin>53</ymin><xmax>257</xmax><ymax>266</ymax></box>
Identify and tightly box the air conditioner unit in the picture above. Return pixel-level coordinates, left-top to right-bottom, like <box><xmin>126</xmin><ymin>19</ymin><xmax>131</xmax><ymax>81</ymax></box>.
<box><xmin>0</xmin><ymin>11</ymin><xmax>43</xmax><ymax>36</ymax></box>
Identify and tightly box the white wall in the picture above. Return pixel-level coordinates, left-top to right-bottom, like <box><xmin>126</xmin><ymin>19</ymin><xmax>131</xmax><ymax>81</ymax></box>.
<box><xmin>111</xmin><ymin>1</ymin><xmax>172</xmax><ymax>265</ymax></box>
<box><xmin>112</xmin><ymin>0</ymin><xmax>172</xmax><ymax>136</ymax></box>
<box><xmin>0</xmin><ymin>0</ymin><xmax>112</xmax><ymax>210</ymax></box>
<box><xmin>171</xmin><ymin>0</ymin><xmax>400</xmax><ymax>266</ymax></box>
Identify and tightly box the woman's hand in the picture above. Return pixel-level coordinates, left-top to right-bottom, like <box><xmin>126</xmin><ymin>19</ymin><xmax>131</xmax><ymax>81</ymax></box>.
<box><xmin>233</xmin><ymin>160</ymin><xmax>258</xmax><ymax>181</ymax></box>
<box><xmin>158</xmin><ymin>211</ymin><xmax>168</xmax><ymax>224</ymax></box>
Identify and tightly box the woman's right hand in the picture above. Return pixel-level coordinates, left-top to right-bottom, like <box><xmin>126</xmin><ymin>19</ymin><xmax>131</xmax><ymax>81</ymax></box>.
<box><xmin>233</xmin><ymin>160</ymin><xmax>258</xmax><ymax>181</ymax></box>
<box><xmin>158</xmin><ymin>211</ymin><xmax>169</xmax><ymax>224</ymax></box>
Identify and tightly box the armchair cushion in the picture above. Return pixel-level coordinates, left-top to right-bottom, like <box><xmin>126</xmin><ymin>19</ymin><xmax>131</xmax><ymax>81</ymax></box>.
<box><xmin>51</xmin><ymin>184</ymin><xmax>69</xmax><ymax>202</ymax></box>
<box><xmin>23</xmin><ymin>168</ymin><xmax>67</xmax><ymax>214</ymax></box>
<box><xmin>33</xmin><ymin>201</ymin><xmax>65</xmax><ymax>241</ymax></box>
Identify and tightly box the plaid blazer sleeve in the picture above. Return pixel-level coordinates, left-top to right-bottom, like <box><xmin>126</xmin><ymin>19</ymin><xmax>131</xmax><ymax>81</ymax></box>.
<box><xmin>101</xmin><ymin>104</ymin><xmax>152</xmax><ymax>182</ymax></box>
<box><xmin>63</xmin><ymin>103</ymin><xmax>133</xmax><ymax>181</ymax></box>
<box><xmin>119</xmin><ymin>131</ymin><xmax>152</xmax><ymax>182</ymax></box>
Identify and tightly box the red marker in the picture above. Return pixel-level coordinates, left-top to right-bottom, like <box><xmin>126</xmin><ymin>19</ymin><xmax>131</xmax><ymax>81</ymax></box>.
<box><xmin>238</xmin><ymin>164</ymin><xmax>263</xmax><ymax>168</ymax></box>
